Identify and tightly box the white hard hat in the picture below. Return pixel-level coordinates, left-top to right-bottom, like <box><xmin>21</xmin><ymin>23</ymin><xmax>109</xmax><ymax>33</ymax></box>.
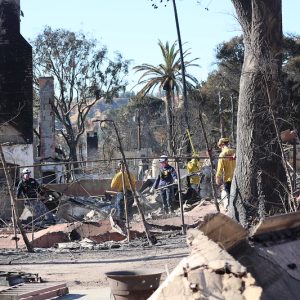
<box><xmin>217</xmin><ymin>137</ymin><xmax>230</xmax><ymax>147</ymax></box>
<box><xmin>159</xmin><ymin>155</ymin><xmax>168</xmax><ymax>163</ymax></box>
<box><xmin>22</xmin><ymin>168</ymin><xmax>31</xmax><ymax>174</ymax></box>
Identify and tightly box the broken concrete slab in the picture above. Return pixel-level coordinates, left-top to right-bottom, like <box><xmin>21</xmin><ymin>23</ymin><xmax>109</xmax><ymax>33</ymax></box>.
<box><xmin>142</xmin><ymin>202</ymin><xmax>222</xmax><ymax>230</ymax></box>
<box><xmin>201</xmin><ymin>213</ymin><xmax>300</xmax><ymax>299</ymax></box>
<box><xmin>0</xmin><ymin>220</ymin><xmax>145</xmax><ymax>249</ymax></box>
<box><xmin>198</xmin><ymin>213</ymin><xmax>248</xmax><ymax>250</ymax></box>
<box><xmin>149</xmin><ymin>228</ymin><xmax>261</xmax><ymax>300</ymax></box>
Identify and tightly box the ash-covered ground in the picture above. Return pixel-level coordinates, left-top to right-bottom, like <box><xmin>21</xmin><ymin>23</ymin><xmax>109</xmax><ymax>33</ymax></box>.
<box><xmin>0</xmin><ymin>232</ymin><xmax>188</xmax><ymax>289</ymax></box>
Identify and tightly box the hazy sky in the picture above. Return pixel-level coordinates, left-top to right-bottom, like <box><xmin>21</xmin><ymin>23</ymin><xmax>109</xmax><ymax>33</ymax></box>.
<box><xmin>20</xmin><ymin>0</ymin><xmax>300</xmax><ymax>92</ymax></box>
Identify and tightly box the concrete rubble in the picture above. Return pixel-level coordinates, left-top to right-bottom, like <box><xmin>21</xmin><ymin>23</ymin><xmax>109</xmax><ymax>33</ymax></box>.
<box><xmin>150</xmin><ymin>212</ymin><xmax>300</xmax><ymax>300</ymax></box>
<box><xmin>0</xmin><ymin>184</ymin><xmax>221</xmax><ymax>249</ymax></box>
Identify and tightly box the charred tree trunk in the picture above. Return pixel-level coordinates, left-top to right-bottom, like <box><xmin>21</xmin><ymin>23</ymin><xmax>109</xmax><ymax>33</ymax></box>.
<box><xmin>229</xmin><ymin>0</ymin><xmax>286</xmax><ymax>227</ymax></box>
<box><xmin>68</xmin><ymin>141</ymin><xmax>80</xmax><ymax>174</ymax></box>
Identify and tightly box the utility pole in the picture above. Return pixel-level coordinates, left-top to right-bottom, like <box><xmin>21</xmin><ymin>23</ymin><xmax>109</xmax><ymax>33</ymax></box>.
<box><xmin>171</xmin><ymin>0</ymin><xmax>191</xmax><ymax>153</ymax></box>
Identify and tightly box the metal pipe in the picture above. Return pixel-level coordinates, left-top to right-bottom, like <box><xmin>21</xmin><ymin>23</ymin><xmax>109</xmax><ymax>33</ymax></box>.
<box><xmin>0</xmin><ymin>154</ymin><xmax>256</xmax><ymax>171</ymax></box>
<box><xmin>120</xmin><ymin>161</ymin><xmax>131</xmax><ymax>242</ymax></box>
<box><xmin>176</xmin><ymin>158</ymin><xmax>186</xmax><ymax>234</ymax></box>
<box><xmin>171</xmin><ymin>0</ymin><xmax>191</xmax><ymax>151</ymax></box>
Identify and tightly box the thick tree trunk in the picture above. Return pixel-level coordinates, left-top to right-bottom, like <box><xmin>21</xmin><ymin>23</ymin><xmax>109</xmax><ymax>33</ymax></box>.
<box><xmin>229</xmin><ymin>0</ymin><xmax>287</xmax><ymax>227</ymax></box>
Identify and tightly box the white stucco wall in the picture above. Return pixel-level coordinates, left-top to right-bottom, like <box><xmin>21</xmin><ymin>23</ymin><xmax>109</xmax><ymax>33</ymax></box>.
<box><xmin>2</xmin><ymin>144</ymin><xmax>34</xmax><ymax>174</ymax></box>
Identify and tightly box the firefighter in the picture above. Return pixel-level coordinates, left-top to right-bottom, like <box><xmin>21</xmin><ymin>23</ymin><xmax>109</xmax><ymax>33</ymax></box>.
<box><xmin>16</xmin><ymin>168</ymin><xmax>54</xmax><ymax>224</ymax></box>
<box><xmin>16</xmin><ymin>168</ymin><xmax>42</xmax><ymax>201</ymax></box>
<box><xmin>215</xmin><ymin>138</ymin><xmax>236</xmax><ymax>198</ymax></box>
<box><xmin>150</xmin><ymin>155</ymin><xmax>178</xmax><ymax>214</ymax></box>
<box><xmin>111</xmin><ymin>162</ymin><xmax>136</xmax><ymax>223</ymax></box>
<box><xmin>186</xmin><ymin>155</ymin><xmax>202</xmax><ymax>194</ymax></box>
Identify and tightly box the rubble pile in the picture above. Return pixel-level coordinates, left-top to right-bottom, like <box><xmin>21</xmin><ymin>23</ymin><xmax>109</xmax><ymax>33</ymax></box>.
<box><xmin>0</xmin><ymin>190</ymin><xmax>221</xmax><ymax>250</ymax></box>
<box><xmin>150</xmin><ymin>212</ymin><xmax>300</xmax><ymax>299</ymax></box>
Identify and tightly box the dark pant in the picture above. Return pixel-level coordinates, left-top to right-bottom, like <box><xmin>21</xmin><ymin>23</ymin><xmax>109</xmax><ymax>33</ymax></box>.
<box><xmin>224</xmin><ymin>181</ymin><xmax>232</xmax><ymax>197</ymax></box>
<box><xmin>115</xmin><ymin>191</ymin><xmax>134</xmax><ymax>221</ymax></box>
<box><xmin>159</xmin><ymin>186</ymin><xmax>174</xmax><ymax>213</ymax></box>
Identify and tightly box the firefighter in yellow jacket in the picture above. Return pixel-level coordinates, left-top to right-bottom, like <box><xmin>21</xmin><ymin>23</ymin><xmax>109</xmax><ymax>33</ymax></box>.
<box><xmin>111</xmin><ymin>162</ymin><xmax>136</xmax><ymax>222</ymax></box>
<box><xmin>215</xmin><ymin>138</ymin><xmax>236</xmax><ymax>197</ymax></box>
<box><xmin>186</xmin><ymin>156</ymin><xmax>202</xmax><ymax>193</ymax></box>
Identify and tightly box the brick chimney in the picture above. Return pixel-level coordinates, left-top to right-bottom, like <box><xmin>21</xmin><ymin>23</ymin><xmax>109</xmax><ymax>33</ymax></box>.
<box><xmin>39</xmin><ymin>77</ymin><xmax>55</xmax><ymax>160</ymax></box>
<box><xmin>0</xmin><ymin>0</ymin><xmax>20</xmax><ymax>36</ymax></box>
<box><xmin>0</xmin><ymin>0</ymin><xmax>33</xmax><ymax>143</ymax></box>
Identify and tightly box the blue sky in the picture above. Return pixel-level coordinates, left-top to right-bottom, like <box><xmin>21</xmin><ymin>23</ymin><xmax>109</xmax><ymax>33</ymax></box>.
<box><xmin>20</xmin><ymin>0</ymin><xmax>300</xmax><ymax>92</ymax></box>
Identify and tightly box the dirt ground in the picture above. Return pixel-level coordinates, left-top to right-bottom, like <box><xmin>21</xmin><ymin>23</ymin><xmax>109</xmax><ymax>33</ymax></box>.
<box><xmin>0</xmin><ymin>234</ymin><xmax>188</xmax><ymax>290</ymax></box>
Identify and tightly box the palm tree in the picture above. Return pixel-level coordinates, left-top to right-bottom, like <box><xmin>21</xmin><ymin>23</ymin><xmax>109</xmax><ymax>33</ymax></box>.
<box><xmin>133</xmin><ymin>40</ymin><xmax>199</xmax><ymax>155</ymax></box>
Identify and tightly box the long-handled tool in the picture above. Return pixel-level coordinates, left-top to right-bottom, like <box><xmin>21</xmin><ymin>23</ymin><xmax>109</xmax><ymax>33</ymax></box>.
<box><xmin>186</xmin><ymin>128</ymin><xmax>197</xmax><ymax>156</ymax></box>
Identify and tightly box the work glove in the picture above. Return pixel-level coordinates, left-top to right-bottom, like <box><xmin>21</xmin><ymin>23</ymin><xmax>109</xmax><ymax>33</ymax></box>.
<box><xmin>149</xmin><ymin>187</ymin><xmax>155</xmax><ymax>194</ymax></box>
<box><xmin>174</xmin><ymin>179</ymin><xmax>178</xmax><ymax>184</ymax></box>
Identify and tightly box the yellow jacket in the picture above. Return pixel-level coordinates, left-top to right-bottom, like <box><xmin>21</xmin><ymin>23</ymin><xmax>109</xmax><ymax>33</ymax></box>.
<box><xmin>187</xmin><ymin>159</ymin><xmax>202</xmax><ymax>185</ymax></box>
<box><xmin>216</xmin><ymin>147</ymin><xmax>236</xmax><ymax>182</ymax></box>
<box><xmin>111</xmin><ymin>171</ymin><xmax>136</xmax><ymax>192</ymax></box>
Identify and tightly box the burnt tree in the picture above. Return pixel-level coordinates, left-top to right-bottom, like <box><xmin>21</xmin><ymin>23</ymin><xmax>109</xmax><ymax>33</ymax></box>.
<box><xmin>32</xmin><ymin>27</ymin><xmax>129</xmax><ymax>172</ymax></box>
<box><xmin>229</xmin><ymin>0</ymin><xmax>287</xmax><ymax>227</ymax></box>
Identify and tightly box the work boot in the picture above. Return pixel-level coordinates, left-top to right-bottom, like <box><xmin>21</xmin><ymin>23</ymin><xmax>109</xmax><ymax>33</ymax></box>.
<box><xmin>163</xmin><ymin>207</ymin><xmax>169</xmax><ymax>215</ymax></box>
